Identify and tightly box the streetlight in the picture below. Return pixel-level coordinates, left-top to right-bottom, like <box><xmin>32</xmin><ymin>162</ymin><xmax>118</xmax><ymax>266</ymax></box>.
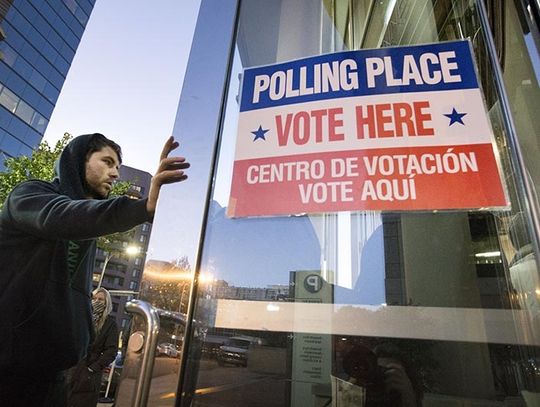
<box><xmin>97</xmin><ymin>245</ymin><xmax>141</xmax><ymax>289</ymax></box>
<box><xmin>125</xmin><ymin>245</ymin><xmax>141</xmax><ymax>256</ymax></box>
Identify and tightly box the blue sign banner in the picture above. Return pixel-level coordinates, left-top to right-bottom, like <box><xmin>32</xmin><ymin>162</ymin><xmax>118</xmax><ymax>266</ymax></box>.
<box><xmin>240</xmin><ymin>40</ymin><xmax>478</xmax><ymax>112</ymax></box>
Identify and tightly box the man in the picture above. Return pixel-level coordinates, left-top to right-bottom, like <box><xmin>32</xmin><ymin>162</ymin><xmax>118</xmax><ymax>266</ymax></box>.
<box><xmin>0</xmin><ymin>133</ymin><xmax>189</xmax><ymax>405</ymax></box>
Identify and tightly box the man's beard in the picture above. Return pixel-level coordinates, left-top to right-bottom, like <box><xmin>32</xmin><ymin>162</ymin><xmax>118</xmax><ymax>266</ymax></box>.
<box><xmin>83</xmin><ymin>180</ymin><xmax>109</xmax><ymax>199</ymax></box>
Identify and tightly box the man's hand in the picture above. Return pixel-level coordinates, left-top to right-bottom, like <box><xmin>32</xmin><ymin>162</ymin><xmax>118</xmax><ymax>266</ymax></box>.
<box><xmin>146</xmin><ymin>136</ymin><xmax>190</xmax><ymax>216</ymax></box>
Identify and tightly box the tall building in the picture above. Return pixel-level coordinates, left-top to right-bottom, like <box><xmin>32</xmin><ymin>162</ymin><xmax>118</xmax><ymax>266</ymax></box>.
<box><xmin>92</xmin><ymin>165</ymin><xmax>153</xmax><ymax>331</ymax></box>
<box><xmin>0</xmin><ymin>0</ymin><xmax>95</xmax><ymax>166</ymax></box>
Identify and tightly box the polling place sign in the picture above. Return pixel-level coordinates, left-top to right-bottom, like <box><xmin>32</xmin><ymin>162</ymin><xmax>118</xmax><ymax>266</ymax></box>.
<box><xmin>228</xmin><ymin>40</ymin><xmax>508</xmax><ymax>218</ymax></box>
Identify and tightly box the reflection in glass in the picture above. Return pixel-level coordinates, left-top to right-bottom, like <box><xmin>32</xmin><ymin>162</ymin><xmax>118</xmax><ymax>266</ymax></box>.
<box><xmin>177</xmin><ymin>0</ymin><xmax>540</xmax><ymax>406</ymax></box>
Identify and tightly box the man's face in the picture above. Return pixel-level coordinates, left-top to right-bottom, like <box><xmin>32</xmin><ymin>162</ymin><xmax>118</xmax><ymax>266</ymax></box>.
<box><xmin>85</xmin><ymin>146</ymin><xmax>120</xmax><ymax>199</ymax></box>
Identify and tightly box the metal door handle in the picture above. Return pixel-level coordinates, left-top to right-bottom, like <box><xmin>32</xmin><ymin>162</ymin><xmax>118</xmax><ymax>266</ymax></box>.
<box><xmin>125</xmin><ymin>299</ymin><xmax>160</xmax><ymax>407</ymax></box>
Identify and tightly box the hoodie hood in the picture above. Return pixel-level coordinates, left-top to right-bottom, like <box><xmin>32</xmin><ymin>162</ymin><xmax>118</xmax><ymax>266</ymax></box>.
<box><xmin>53</xmin><ymin>133</ymin><xmax>108</xmax><ymax>199</ymax></box>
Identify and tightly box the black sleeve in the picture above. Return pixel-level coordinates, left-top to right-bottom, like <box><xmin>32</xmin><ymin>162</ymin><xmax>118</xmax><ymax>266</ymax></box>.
<box><xmin>5</xmin><ymin>181</ymin><xmax>152</xmax><ymax>240</ymax></box>
<box><xmin>89</xmin><ymin>319</ymin><xmax>120</xmax><ymax>372</ymax></box>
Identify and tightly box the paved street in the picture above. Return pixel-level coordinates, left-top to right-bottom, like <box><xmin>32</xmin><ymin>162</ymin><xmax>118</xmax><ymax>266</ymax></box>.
<box><xmin>113</xmin><ymin>357</ymin><xmax>286</xmax><ymax>406</ymax></box>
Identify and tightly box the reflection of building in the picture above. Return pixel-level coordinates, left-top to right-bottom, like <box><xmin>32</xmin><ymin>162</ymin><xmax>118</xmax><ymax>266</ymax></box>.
<box><xmin>140</xmin><ymin>259</ymin><xmax>192</xmax><ymax>314</ymax></box>
<box><xmin>0</xmin><ymin>0</ymin><xmax>95</xmax><ymax>166</ymax></box>
<box><xmin>92</xmin><ymin>165</ymin><xmax>152</xmax><ymax>330</ymax></box>
<box><xmin>211</xmin><ymin>280</ymin><xmax>289</xmax><ymax>301</ymax></box>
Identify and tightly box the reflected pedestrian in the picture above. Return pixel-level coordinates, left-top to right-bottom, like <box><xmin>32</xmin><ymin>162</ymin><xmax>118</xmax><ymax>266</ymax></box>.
<box><xmin>67</xmin><ymin>288</ymin><xmax>118</xmax><ymax>406</ymax></box>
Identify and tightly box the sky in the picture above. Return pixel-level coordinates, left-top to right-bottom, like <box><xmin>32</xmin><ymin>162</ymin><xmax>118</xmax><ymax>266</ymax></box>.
<box><xmin>43</xmin><ymin>0</ymin><xmax>202</xmax><ymax>175</ymax></box>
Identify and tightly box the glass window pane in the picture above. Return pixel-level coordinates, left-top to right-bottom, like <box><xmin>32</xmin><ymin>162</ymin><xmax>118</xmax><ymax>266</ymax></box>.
<box><xmin>15</xmin><ymin>99</ymin><xmax>33</xmax><ymax>124</ymax></box>
<box><xmin>162</xmin><ymin>1</ymin><xmax>540</xmax><ymax>407</ymax></box>
<box><xmin>0</xmin><ymin>86</ymin><xmax>19</xmax><ymax>113</ymax></box>
<box><xmin>0</xmin><ymin>44</ymin><xmax>17</xmax><ymax>67</ymax></box>
<box><xmin>30</xmin><ymin>111</ymin><xmax>47</xmax><ymax>134</ymax></box>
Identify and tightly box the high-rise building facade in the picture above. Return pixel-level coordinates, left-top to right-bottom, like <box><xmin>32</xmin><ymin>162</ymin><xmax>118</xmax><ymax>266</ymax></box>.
<box><xmin>0</xmin><ymin>0</ymin><xmax>95</xmax><ymax>165</ymax></box>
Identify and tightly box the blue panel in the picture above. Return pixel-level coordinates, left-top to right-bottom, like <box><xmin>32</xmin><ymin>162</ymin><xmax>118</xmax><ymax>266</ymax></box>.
<box><xmin>29</xmin><ymin>69</ymin><xmax>47</xmax><ymax>93</ymax></box>
<box><xmin>5</xmin><ymin>71</ymin><xmax>26</xmax><ymax>95</ymax></box>
<box><xmin>5</xmin><ymin>6</ymin><xmax>25</xmax><ymax>27</ymax></box>
<box><xmin>60</xmin><ymin>42</ymin><xmax>75</xmax><ymax>63</ymax></box>
<box><xmin>18</xmin><ymin>144</ymin><xmax>33</xmax><ymax>156</ymax></box>
<box><xmin>33</xmin><ymin>55</ymin><xmax>53</xmax><ymax>78</ymax></box>
<box><xmin>22</xmin><ymin>86</ymin><xmax>52</xmax><ymax>116</ymax></box>
<box><xmin>54</xmin><ymin>54</ymin><xmax>70</xmax><ymax>75</ymax></box>
<box><xmin>40</xmin><ymin>41</ymin><xmax>59</xmax><ymax>66</ymax></box>
<box><xmin>240</xmin><ymin>40</ymin><xmax>478</xmax><ymax>112</ymax></box>
<box><xmin>18</xmin><ymin>143</ymin><xmax>34</xmax><ymax>157</ymax></box>
<box><xmin>31</xmin><ymin>7</ymin><xmax>71</xmax><ymax>53</ymax></box>
<box><xmin>0</xmin><ymin>130</ymin><xmax>24</xmax><ymax>157</ymax></box>
<box><xmin>41</xmin><ymin>0</ymin><xmax>84</xmax><ymax>38</ymax></box>
<box><xmin>43</xmin><ymin>82</ymin><xmax>60</xmax><ymax>103</ymax></box>
<box><xmin>4</xmin><ymin>24</ymin><xmax>25</xmax><ymax>51</ymax></box>
<box><xmin>46</xmin><ymin>65</ymin><xmax>64</xmax><ymax>90</ymax></box>
<box><xmin>24</xmin><ymin>127</ymin><xmax>43</xmax><ymax>147</ymax></box>
<box><xmin>77</xmin><ymin>0</ymin><xmax>93</xmax><ymax>17</ymax></box>
<box><xmin>20</xmin><ymin>85</ymin><xmax>41</xmax><ymax>108</ymax></box>
<box><xmin>74</xmin><ymin>7</ymin><xmax>88</xmax><ymax>26</ymax></box>
<box><xmin>9</xmin><ymin>7</ymin><xmax>65</xmax><ymax>71</ymax></box>
<box><xmin>13</xmin><ymin>57</ymin><xmax>32</xmax><ymax>78</ymax></box>
<box><xmin>22</xmin><ymin>24</ymin><xmax>46</xmax><ymax>52</ymax></box>
<box><xmin>45</xmin><ymin>27</ymin><xmax>64</xmax><ymax>52</ymax></box>
<box><xmin>0</xmin><ymin>107</ymin><xmax>14</xmax><ymax>131</ymax></box>
<box><xmin>51</xmin><ymin>1</ymin><xmax>84</xmax><ymax>37</ymax></box>
<box><xmin>51</xmin><ymin>14</ymin><xmax>69</xmax><ymax>37</ymax></box>
<box><xmin>14</xmin><ymin>2</ymin><xmax>37</xmax><ymax>24</ymax></box>
<box><xmin>0</xmin><ymin>63</ymin><xmax>14</xmax><ymax>85</ymax></box>
<box><xmin>36</xmin><ymin>97</ymin><xmax>54</xmax><ymax>118</ymax></box>
<box><xmin>63</xmin><ymin>29</ymin><xmax>79</xmax><ymax>51</ymax></box>
<box><xmin>12</xmin><ymin>36</ymin><xmax>38</xmax><ymax>66</ymax></box>
<box><xmin>7</xmin><ymin>114</ymin><xmax>28</xmax><ymax>135</ymax></box>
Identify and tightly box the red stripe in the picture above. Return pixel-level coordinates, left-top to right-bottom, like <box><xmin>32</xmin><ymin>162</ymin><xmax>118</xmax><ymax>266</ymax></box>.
<box><xmin>228</xmin><ymin>144</ymin><xmax>507</xmax><ymax>217</ymax></box>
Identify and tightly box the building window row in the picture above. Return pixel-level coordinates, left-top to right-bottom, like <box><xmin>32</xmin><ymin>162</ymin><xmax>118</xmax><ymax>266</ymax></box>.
<box><xmin>0</xmin><ymin>83</ymin><xmax>47</xmax><ymax>133</ymax></box>
<box><xmin>62</xmin><ymin>0</ymin><xmax>90</xmax><ymax>26</ymax></box>
<box><xmin>109</xmin><ymin>262</ymin><xmax>127</xmax><ymax>273</ymax></box>
<box><xmin>103</xmin><ymin>275</ymin><xmax>124</xmax><ymax>286</ymax></box>
<box><xmin>6</xmin><ymin>7</ymin><xmax>71</xmax><ymax>75</ymax></box>
<box><xmin>2</xmin><ymin>20</ymin><xmax>66</xmax><ymax>90</ymax></box>
<box><xmin>12</xmin><ymin>0</ymin><xmax>78</xmax><ymax>56</ymax></box>
<box><xmin>1</xmin><ymin>44</ymin><xmax>60</xmax><ymax>103</ymax></box>
<box><xmin>39</xmin><ymin>0</ymin><xmax>85</xmax><ymax>43</ymax></box>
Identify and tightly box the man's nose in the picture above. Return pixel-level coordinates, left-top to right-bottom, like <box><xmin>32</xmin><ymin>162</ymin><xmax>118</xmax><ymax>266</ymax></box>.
<box><xmin>110</xmin><ymin>167</ymin><xmax>120</xmax><ymax>179</ymax></box>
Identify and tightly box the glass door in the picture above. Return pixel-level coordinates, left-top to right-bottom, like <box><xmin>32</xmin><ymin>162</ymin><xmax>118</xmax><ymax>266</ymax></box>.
<box><xmin>177</xmin><ymin>0</ymin><xmax>540</xmax><ymax>406</ymax></box>
<box><xmin>119</xmin><ymin>1</ymin><xmax>540</xmax><ymax>406</ymax></box>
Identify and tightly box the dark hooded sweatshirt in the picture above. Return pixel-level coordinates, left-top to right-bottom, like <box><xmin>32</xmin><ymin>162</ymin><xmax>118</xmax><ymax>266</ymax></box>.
<box><xmin>0</xmin><ymin>134</ymin><xmax>151</xmax><ymax>374</ymax></box>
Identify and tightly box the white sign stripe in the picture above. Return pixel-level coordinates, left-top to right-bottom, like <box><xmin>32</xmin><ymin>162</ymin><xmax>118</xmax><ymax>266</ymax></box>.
<box><xmin>214</xmin><ymin>300</ymin><xmax>540</xmax><ymax>346</ymax></box>
<box><xmin>235</xmin><ymin>89</ymin><xmax>492</xmax><ymax>160</ymax></box>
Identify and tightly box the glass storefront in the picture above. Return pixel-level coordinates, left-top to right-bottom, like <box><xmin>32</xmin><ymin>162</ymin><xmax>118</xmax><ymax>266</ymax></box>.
<box><xmin>116</xmin><ymin>1</ymin><xmax>540</xmax><ymax>406</ymax></box>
